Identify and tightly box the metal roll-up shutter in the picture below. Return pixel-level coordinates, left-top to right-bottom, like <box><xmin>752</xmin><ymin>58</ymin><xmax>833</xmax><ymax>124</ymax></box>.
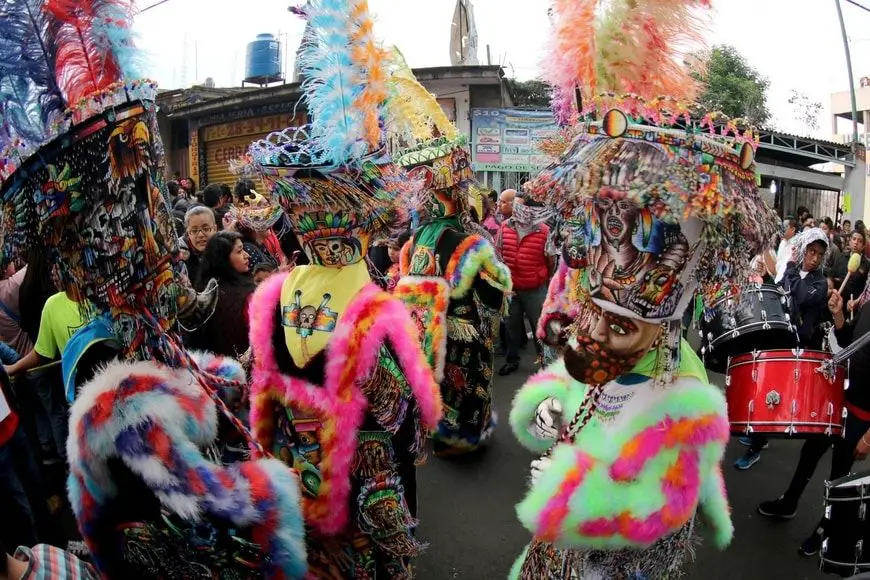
<box><xmin>204</xmin><ymin>134</ymin><xmax>262</xmax><ymax>189</ymax></box>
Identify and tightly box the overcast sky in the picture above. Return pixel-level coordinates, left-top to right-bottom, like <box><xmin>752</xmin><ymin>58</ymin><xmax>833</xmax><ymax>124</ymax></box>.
<box><xmin>134</xmin><ymin>0</ymin><xmax>870</xmax><ymax>137</ymax></box>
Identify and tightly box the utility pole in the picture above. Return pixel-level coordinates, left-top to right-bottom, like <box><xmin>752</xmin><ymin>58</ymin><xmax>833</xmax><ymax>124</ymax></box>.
<box><xmin>836</xmin><ymin>0</ymin><xmax>860</xmax><ymax>143</ymax></box>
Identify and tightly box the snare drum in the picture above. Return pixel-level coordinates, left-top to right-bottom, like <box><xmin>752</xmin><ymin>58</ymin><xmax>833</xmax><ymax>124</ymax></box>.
<box><xmin>725</xmin><ymin>349</ymin><xmax>846</xmax><ymax>436</ymax></box>
<box><xmin>700</xmin><ymin>284</ymin><xmax>797</xmax><ymax>373</ymax></box>
<box><xmin>821</xmin><ymin>471</ymin><xmax>870</xmax><ymax>576</ymax></box>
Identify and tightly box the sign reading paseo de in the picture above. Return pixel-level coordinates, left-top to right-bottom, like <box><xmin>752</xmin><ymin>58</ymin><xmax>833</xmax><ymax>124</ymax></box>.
<box><xmin>470</xmin><ymin>108</ymin><xmax>558</xmax><ymax>172</ymax></box>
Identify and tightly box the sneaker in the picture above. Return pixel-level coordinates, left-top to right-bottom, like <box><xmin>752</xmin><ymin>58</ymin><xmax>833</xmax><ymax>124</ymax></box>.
<box><xmin>734</xmin><ymin>450</ymin><xmax>761</xmax><ymax>470</ymax></box>
<box><xmin>799</xmin><ymin>527</ymin><xmax>824</xmax><ymax>557</ymax></box>
<box><xmin>498</xmin><ymin>362</ymin><xmax>519</xmax><ymax>376</ymax></box>
<box><xmin>757</xmin><ymin>496</ymin><xmax>797</xmax><ymax>520</ymax></box>
<box><xmin>738</xmin><ymin>436</ymin><xmax>769</xmax><ymax>449</ymax></box>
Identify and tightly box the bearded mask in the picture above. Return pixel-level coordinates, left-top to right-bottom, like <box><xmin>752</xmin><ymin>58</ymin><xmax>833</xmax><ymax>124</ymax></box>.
<box><xmin>561</xmin><ymin>302</ymin><xmax>662</xmax><ymax>385</ymax></box>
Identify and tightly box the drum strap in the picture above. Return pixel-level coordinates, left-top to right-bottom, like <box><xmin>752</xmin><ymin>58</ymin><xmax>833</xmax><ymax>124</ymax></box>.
<box><xmin>832</xmin><ymin>327</ymin><xmax>870</xmax><ymax>366</ymax></box>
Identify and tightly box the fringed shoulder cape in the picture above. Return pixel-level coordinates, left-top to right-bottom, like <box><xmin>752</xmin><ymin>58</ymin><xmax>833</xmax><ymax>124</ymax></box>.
<box><xmin>508</xmin><ymin>349</ymin><xmax>732</xmax><ymax>577</ymax></box>
<box><xmin>67</xmin><ymin>353</ymin><xmax>308</xmax><ymax>579</ymax></box>
<box><xmin>248</xmin><ymin>271</ymin><xmax>441</xmax><ymax>577</ymax></box>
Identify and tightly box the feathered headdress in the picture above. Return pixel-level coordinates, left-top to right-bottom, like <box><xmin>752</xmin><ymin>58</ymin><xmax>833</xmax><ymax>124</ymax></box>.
<box><xmin>0</xmin><ymin>0</ymin><xmax>149</xmax><ymax>180</ymax></box>
<box><xmin>248</xmin><ymin>0</ymin><xmax>398</xmax><ymax>226</ymax></box>
<box><xmin>527</xmin><ymin>0</ymin><xmax>779</xmax><ymax>325</ymax></box>
<box><xmin>544</xmin><ymin>0</ymin><xmax>710</xmax><ymax>125</ymax></box>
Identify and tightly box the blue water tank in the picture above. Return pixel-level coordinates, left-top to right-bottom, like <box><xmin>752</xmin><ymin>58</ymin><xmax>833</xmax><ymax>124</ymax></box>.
<box><xmin>244</xmin><ymin>33</ymin><xmax>282</xmax><ymax>84</ymax></box>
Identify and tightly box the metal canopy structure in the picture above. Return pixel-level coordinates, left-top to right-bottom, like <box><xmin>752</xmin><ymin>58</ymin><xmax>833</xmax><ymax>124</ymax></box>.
<box><xmin>757</xmin><ymin>129</ymin><xmax>855</xmax><ymax>168</ymax></box>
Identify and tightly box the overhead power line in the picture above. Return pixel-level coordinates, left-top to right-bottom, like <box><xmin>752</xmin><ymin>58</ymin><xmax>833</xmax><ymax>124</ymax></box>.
<box><xmin>137</xmin><ymin>0</ymin><xmax>174</xmax><ymax>14</ymax></box>
<box><xmin>845</xmin><ymin>0</ymin><xmax>870</xmax><ymax>13</ymax></box>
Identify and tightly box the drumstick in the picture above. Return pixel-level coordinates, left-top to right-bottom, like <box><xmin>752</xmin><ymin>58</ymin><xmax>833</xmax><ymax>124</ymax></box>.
<box><xmin>839</xmin><ymin>253</ymin><xmax>863</xmax><ymax>295</ymax></box>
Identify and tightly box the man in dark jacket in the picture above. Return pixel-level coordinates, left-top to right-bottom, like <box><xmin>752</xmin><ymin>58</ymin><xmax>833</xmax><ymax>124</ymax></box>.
<box><xmin>780</xmin><ymin>228</ymin><xmax>829</xmax><ymax>349</ymax></box>
<box><xmin>756</xmin><ymin>243</ymin><xmax>870</xmax><ymax>558</ymax></box>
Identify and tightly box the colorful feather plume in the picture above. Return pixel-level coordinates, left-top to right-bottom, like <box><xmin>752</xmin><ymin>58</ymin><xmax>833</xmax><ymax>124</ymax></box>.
<box><xmin>544</xmin><ymin>0</ymin><xmax>711</xmax><ymax>118</ymax></box>
<box><xmin>0</xmin><ymin>0</ymin><xmax>143</xmax><ymax>158</ymax></box>
<box><xmin>349</xmin><ymin>0</ymin><xmax>386</xmax><ymax>149</ymax></box>
<box><xmin>544</xmin><ymin>0</ymin><xmax>597</xmax><ymax>125</ymax></box>
<box><xmin>595</xmin><ymin>0</ymin><xmax>710</xmax><ymax>100</ymax></box>
<box><xmin>0</xmin><ymin>0</ymin><xmax>66</xmax><ymax>140</ymax></box>
<box><xmin>44</xmin><ymin>0</ymin><xmax>130</xmax><ymax>105</ymax></box>
<box><xmin>295</xmin><ymin>0</ymin><xmax>388</xmax><ymax>166</ymax></box>
<box><xmin>296</xmin><ymin>0</ymin><xmax>367</xmax><ymax>165</ymax></box>
<box><xmin>385</xmin><ymin>47</ymin><xmax>458</xmax><ymax>146</ymax></box>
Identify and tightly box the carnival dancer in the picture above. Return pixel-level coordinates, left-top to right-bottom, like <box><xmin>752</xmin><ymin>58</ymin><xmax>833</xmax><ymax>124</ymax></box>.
<box><xmin>385</xmin><ymin>51</ymin><xmax>512</xmax><ymax>457</ymax></box>
<box><xmin>507</xmin><ymin>1</ymin><xmax>780</xmax><ymax>577</ymax></box>
<box><xmin>0</xmin><ymin>2</ymin><xmax>306</xmax><ymax>578</ymax></box>
<box><xmin>245</xmin><ymin>2</ymin><xmax>442</xmax><ymax>577</ymax></box>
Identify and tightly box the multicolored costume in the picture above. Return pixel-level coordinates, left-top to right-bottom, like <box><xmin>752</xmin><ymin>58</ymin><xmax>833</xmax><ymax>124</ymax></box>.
<box><xmin>246</xmin><ymin>1</ymin><xmax>441</xmax><ymax>577</ymax></box>
<box><xmin>508</xmin><ymin>1</ymin><xmax>780</xmax><ymax>577</ymax></box>
<box><xmin>0</xmin><ymin>2</ymin><xmax>305</xmax><ymax>577</ymax></box>
<box><xmin>387</xmin><ymin>56</ymin><xmax>511</xmax><ymax>456</ymax></box>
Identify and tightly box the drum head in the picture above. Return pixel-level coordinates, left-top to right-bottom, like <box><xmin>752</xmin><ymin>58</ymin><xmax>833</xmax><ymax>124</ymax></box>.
<box><xmin>700</xmin><ymin>284</ymin><xmax>797</xmax><ymax>372</ymax></box>
<box><xmin>701</xmin><ymin>330</ymin><xmax>797</xmax><ymax>374</ymax></box>
<box><xmin>830</xmin><ymin>471</ymin><xmax>870</xmax><ymax>492</ymax></box>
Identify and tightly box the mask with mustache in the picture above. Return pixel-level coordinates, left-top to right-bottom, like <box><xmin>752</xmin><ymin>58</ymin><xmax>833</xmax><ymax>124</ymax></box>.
<box><xmin>560</xmin><ymin>304</ymin><xmax>661</xmax><ymax>385</ymax></box>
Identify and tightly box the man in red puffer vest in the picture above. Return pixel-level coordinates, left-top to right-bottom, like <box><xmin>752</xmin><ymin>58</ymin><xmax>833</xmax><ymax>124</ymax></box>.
<box><xmin>497</xmin><ymin>189</ymin><xmax>554</xmax><ymax>375</ymax></box>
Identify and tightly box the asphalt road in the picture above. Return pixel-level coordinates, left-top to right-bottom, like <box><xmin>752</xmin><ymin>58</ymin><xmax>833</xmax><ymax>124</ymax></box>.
<box><xmin>414</xmin><ymin>348</ymin><xmax>860</xmax><ymax>580</ymax></box>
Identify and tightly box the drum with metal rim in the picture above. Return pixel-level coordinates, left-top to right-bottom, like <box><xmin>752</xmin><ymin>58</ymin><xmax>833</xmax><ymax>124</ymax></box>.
<box><xmin>822</xmin><ymin>471</ymin><xmax>870</xmax><ymax>576</ymax></box>
<box><xmin>699</xmin><ymin>284</ymin><xmax>797</xmax><ymax>373</ymax></box>
<box><xmin>725</xmin><ymin>349</ymin><xmax>847</xmax><ymax>437</ymax></box>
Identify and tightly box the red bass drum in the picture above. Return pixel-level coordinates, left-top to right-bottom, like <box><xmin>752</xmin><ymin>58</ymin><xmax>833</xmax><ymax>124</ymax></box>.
<box><xmin>725</xmin><ymin>349</ymin><xmax>846</xmax><ymax>437</ymax></box>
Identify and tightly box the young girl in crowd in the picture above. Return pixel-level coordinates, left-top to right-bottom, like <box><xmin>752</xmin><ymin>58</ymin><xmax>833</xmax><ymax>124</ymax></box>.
<box><xmin>193</xmin><ymin>232</ymin><xmax>256</xmax><ymax>357</ymax></box>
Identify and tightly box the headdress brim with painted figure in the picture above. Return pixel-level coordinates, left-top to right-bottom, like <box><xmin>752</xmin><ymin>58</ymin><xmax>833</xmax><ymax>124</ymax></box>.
<box><xmin>527</xmin><ymin>100</ymin><xmax>777</xmax><ymax>323</ymax></box>
<box><xmin>246</xmin><ymin>0</ymin><xmax>405</xmax><ymax>265</ymax></box>
<box><xmin>526</xmin><ymin>0</ymin><xmax>779</xmax><ymax>326</ymax></box>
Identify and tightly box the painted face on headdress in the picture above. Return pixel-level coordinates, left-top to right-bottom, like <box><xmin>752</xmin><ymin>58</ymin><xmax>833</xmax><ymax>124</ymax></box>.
<box><xmin>286</xmin><ymin>206</ymin><xmax>370</xmax><ymax>267</ymax></box>
<box><xmin>404</xmin><ymin>146</ymin><xmax>473</xmax><ymax>221</ymax></box>
<box><xmin>561</xmin><ymin>140</ymin><xmax>704</xmax><ymax>323</ymax></box>
<box><xmin>7</xmin><ymin>104</ymin><xmax>182</xmax><ymax>325</ymax></box>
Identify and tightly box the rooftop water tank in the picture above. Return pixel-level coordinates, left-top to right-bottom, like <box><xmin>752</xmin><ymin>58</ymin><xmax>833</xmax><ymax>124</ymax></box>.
<box><xmin>244</xmin><ymin>33</ymin><xmax>282</xmax><ymax>85</ymax></box>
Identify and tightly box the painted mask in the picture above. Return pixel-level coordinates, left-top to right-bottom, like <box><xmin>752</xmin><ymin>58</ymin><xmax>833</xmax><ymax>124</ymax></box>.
<box><xmin>286</xmin><ymin>206</ymin><xmax>371</xmax><ymax>267</ymax></box>
<box><xmin>562</xmin><ymin>299</ymin><xmax>662</xmax><ymax>385</ymax></box>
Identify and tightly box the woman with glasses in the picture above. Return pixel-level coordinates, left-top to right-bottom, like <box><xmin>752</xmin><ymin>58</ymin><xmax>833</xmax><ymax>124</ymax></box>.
<box><xmin>182</xmin><ymin>206</ymin><xmax>217</xmax><ymax>290</ymax></box>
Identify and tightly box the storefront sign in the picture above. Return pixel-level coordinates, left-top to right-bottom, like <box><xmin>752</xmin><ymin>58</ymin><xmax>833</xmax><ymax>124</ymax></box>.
<box><xmin>470</xmin><ymin>108</ymin><xmax>558</xmax><ymax>172</ymax></box>
<box><xmin>201</xmin><ymin>113</ymin><xmax>298</xmax><ymax>142</ymax></box>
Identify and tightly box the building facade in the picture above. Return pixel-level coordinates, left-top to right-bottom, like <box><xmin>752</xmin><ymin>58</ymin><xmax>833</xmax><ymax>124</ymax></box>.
<box><xmin>156</xmin><ymin>65</ymin><xmax>512</xmax><ymax>191</ymax></box>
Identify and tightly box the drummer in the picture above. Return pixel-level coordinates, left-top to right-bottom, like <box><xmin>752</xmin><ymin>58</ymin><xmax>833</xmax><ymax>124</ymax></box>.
<box><xmin>831</xmin><ymin>231</ymin><xmax>870</xmax><ymax>315</ymax></box>
<box><xmin>755</xmin><ymin>262</ymin><xmax>868</xmax><ymax>559</ymax></box>
<box><xmin>735</xmin><ymin>230</ymin><xmax>830</xmax><ymax>470</ymax></box>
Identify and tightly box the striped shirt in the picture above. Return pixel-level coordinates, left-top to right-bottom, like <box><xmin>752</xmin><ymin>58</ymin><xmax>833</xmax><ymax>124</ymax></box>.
<box><xmin>13</xmin><ymin>545</ymin><xmax>98</xmax><ymax>580</ymax></box>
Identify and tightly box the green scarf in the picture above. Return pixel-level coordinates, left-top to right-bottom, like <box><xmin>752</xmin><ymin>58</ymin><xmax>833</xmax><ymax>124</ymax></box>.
<box><xmin>414</xmin><ymin>216</ymin><xmax>462</xmax><ymax>251</ymax></box>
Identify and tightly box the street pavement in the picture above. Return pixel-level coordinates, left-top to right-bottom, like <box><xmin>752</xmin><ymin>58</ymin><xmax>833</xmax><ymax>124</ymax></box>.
<box><xmin>414</xmin><ymin>348</ymin><xmax>861</xmax><ymax>580</ymax></box>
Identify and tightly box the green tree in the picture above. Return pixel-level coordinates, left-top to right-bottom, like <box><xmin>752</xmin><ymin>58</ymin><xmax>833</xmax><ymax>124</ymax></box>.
<box><xmin>510</xmin><ymin>79</ymin><xmax>552</xmax><ymax>108</ymax></box>
<box><xmin>690</xmin><ymin>45</ymin><xmax>771</xmax><ymax>126</ymax></box>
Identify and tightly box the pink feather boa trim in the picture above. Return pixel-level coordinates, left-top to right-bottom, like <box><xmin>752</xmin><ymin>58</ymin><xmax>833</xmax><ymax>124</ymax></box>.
<box><xmin>249</xmin><ymin>272</ymin><xmax>441</xmax><ymax>536</ymax></box>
